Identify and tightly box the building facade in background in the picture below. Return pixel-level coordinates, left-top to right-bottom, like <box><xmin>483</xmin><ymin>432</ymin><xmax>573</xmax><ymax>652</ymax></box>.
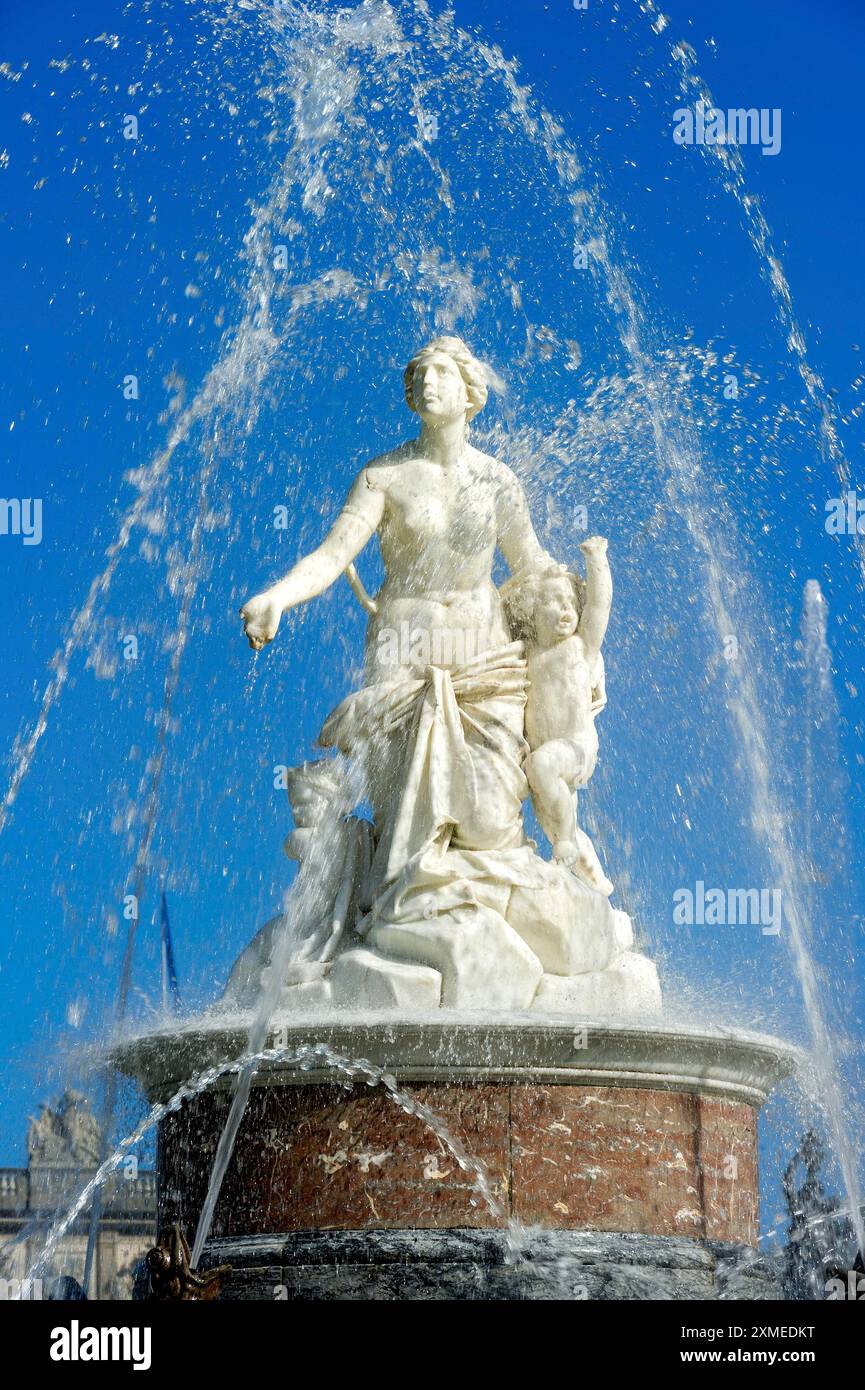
<box><xmin>0</xmin><ymin>1090</ymin><xmax>155</xmax><ymax>1299</ymax></box>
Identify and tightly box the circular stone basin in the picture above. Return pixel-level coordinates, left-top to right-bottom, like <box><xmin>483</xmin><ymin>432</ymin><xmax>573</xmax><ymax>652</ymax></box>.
<box><xmin>113</xmin><ymin>1015</ymin><xmax>800</xmax><ymax>1262</ymax></box>
<box><xmin>114</xmin><ymin>1013</ymin><xmax>799</xmax><ymax>1107</ymax></box>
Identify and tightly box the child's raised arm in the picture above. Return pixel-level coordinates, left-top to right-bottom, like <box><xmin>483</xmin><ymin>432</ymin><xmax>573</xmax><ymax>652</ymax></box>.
<box><xmin>578</xmin><ymin>536</ymin><xmax>612</xmax><ymax>658</ymax></box>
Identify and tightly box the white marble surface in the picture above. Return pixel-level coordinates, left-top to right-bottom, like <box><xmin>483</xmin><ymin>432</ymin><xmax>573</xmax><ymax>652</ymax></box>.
<box><xmin>231</xmin><ymin>336</ymin><xmax>660</xmax><ymax>1019</ymax></box>
<box><xmin>114</xmin><ymin>1017</ymin><xmax>800</xmax><ymax>1110</ymax></box>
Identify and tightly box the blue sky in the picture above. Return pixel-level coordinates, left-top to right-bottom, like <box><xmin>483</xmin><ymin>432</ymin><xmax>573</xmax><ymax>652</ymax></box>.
<box><xmin>0</xmin><ymin>0</ymin><xmax>863</xmax><ymax>1237</ymax></box>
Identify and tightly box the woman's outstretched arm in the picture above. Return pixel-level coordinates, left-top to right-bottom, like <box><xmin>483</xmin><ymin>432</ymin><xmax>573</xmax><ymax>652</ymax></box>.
<box><xmin>241</xmin><ymin>470</ymin><xmax>385</xmax><ymax>650</ymax></box>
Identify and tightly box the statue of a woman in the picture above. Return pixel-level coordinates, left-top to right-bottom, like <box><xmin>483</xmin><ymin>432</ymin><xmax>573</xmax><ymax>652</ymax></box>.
<box><xmin>237</xmin><ymin>337</ymin><xmax>659</xmax><ymax>1016</ymax></box>
<box><xmin>241</xmin><ymin>335</ymin><xmax>547</xmax><ymax>674</ymax></box>
<box><xmin>242</xmin><ymin>334</ymin><xmax>547</xmax><ymax>864</ymax></box>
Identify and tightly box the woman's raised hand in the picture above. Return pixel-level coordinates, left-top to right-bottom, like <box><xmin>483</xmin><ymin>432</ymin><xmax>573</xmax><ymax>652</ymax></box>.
<box><xmin>240</xmin><ymin>589</ymin><xmax>284</xmax><ymax>651</ymax></box>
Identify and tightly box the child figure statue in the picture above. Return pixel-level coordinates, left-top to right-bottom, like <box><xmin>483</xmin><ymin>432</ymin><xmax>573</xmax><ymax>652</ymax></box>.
<box><xmin>504</xmin><ymin>536</ymin><xmax>613</xmax><ymax>895</ymax></box>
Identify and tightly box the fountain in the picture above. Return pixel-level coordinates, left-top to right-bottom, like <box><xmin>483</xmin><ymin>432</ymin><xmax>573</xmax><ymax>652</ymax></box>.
<box><xmin>111</xmin><ymin>332</ymin><xmax>795</xmax><ymax>1299</ymax></box>
<box><xmin>4</xmin><ymin>0</ymin><xmax>862</xmax><ymax>1303</ymax></box>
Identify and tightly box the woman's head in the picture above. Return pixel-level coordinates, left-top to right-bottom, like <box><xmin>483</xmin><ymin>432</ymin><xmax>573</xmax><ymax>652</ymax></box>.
<box><xmin>403</xmin><ymin>336</ymin><xmax>489</xmax><ymax>425</ymax></box>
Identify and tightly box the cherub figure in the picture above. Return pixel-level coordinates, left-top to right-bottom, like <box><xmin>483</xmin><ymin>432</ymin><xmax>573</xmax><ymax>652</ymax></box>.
<box><xmin>503</xmin><ymin>536</ymin><xmax>613</xmax><ymax>895</ymax></box>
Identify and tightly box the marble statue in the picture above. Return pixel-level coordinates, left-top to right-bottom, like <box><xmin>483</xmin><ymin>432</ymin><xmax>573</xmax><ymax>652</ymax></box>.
<box><xmin>27</xmin><ymin>1090</ymin><xmax>102</xmax><ymax>1168</ymax></box>
<box><xmin>232</xmin><ymin>336</ymin><xmax>660</xmax><ymax>1017</ymax></box>
<box><xmin>502</xmin><ymin>540</ymin><xmax>612</xmax><ymax>895</ymax></box>
<box><xmin>224</xmin><ymin>760</ymin><xmax>373</xmax><ymax>1007</ymax></box>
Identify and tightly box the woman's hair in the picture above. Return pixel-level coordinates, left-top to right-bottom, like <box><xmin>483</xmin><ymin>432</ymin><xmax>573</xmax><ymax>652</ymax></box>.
<box><xmin>501</xmin><ymin>563</ymin><xmax>585</xmax><ymax>642</ymax></box>
<box><xmin>403</xmin><ymin>335</ymin><xmax>489</xmax><ymax>421</ymax></box>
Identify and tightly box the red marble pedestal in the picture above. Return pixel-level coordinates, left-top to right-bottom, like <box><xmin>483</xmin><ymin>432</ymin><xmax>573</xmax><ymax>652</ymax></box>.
<box><xmin>158</xmin><ymin>1079</ymin><xmax>759</xmax><ymax>1244</ymax></box>
<box><xmin>117</xmin><ymin>1018</ymin><xmax>795</xmax><ymax>1298</ymax></box>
